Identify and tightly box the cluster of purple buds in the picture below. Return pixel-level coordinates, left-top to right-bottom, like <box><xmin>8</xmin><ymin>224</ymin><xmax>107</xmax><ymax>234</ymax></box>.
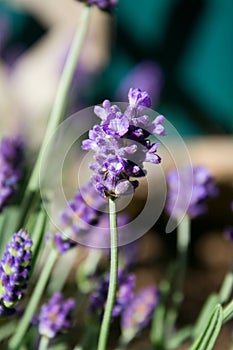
<box><xmin>121</xmin><ymin>286</ymin><xmax>159</xmax><ymax>341</ymax></box>
<box><xmin>0</xmin><ymin>229</ymin><xmax>32</xmax><ymax>316</ymax></box>
<box><xmin>82</xmin><ymin>88</ymin><xmax>165</xmax><ymax>198</ymax></box>
<box><xmin>60</xmin><ymin>181</ymin><xmax>106</xmax><ymax>237</ymax></box>
<box><xmin>78</xmin><ymin>0</ymin><xmax>118</xmax><ymax>10</ymax></box>
<box><xmin>46</xmin><ymin>233</ymin><xmax>77</xmax><ymax>254</ymax></box>
<box><xmin>166</xmin><ymin>165</ymin><xmax>218</xmax><ymax>219</ymax></box>
<box><xmin>38</xmin><ymin>293</ymin><xmax>75</xmax><ymax>339</ymax></box>
<box><xmin>89</xmin><ymin>269</ymin><xmax>135</xmax><ymax>317</ymax></box>
<box><xmin>0</xmin><ymin>136</ymin><xmax>24</xmax><ymax>211</ymax></box>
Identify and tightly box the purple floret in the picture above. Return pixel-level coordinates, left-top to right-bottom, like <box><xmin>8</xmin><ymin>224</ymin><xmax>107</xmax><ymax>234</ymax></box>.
<box><xmin>89</xmin><ymin>269</ymin><xmax>135</xmax><ymax>317</ymax></box>
<box><xmin>38</xmin><ymin>293</ymin><xmax>75</xmax><ymax>339</ymax></box>
<box><xmin>166</xmin><ymin>165</ymin><xmax>218</xmax><ymax>219</ymax></box>
<box><xmin>0</xmin><ymin>229</ymin><xmax>33</xmax><ymax>315</ymax></box>
<box><xmin>82</xmin><ymin>88</ymin><xmax>165</xmax><ymax>199</ymax></box>
<box><xmin>0</xmin><ymin>136</ymin><xmax>24</xmax><ymax>211</ymax></box>
<box><xmin>121</xmin><ymin>286</ymin><xmax>159</xmax><ymax>340</ymax></box>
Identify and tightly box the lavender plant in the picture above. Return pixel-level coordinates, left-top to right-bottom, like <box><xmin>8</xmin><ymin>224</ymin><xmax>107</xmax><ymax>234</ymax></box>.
<box><xmin>37</xmin><ymin>293</ymin><xmax>75</xmax><ymax>349</ymax></box>
<box><xmin>81</xmin><ymin>86</ymin><xmax>165</xmax><ymax>350</ymax></box>
<box><xmin>0</xmin><ymin>2</ymin><xmax>233</xmax><ymax>350</ymax></box>
<box><xmin>0</xmin><ymin>229</ymin><xmax>32</xmax><ymax>317</ymax></box>
<box><xmin>121</xmin><ymin>286</ymin><xmax>159</xmax><ymax>346</ymax></box>
<box><xmin>89</xmin><ymin>269</ymin><xmax>135</xmax><ymax>318</ymax></box>
<box><xmin>0</xmin><ymin>136</ymin><xmax>24</xmax><ymax>211</ymax></box>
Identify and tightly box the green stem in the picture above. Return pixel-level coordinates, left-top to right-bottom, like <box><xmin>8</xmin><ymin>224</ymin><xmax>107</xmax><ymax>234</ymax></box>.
<box><xmin>219</xmin><ymin>268</ymin><xmax>233</xmax><ymax>304</ymax></box>
<box><xmin>8</xmin><ymin>250</ymin><xmax>58</xmax><ymax>350</ymax></box>
<box><xmin>97</xmin><ymin>198</ymin><xmax>118</xmax><ymax>350</ymax></box>
<box><xmin>28</xmin><ymin>5</ymin><xmax>91</xmax><ymax>193</ymax></box>
<box><xmin>30</xmin><ymin>208</ymin><xmax>48</xmax><ymax>273</ymax></box>
<box><xmin>0</xmin><ymin>320</ymin><xmax>17</xmax><ymax>342</ymax></box>
<box><xmin>223</xmin><ymin>298</ymin><xmax>233</xmax><ymax>323</ymax></box>
<box><xmin>150</xmin><ymin>265</ymin><xmax>176</xmax><ymax>348</ymax></box>
<box><xmin>16</xmin><ymin>5</ymin><xmax>91</xmax><ymax>230</ymax></box>
<box><xmin>38</xmin><ymin>336</ymin><xmax>50</xmax><ymax>350</ymax></box>
<box><xmin>165</xmin><ymin>215</ymin><xmax>190</xmax><ymax>337</ymax></box>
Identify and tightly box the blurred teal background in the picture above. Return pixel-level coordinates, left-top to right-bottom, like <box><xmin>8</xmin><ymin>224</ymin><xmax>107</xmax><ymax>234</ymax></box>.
<box><xmin>0</xmin><ymin>0</ymin><xmax>233</xmax><ymax>136</ymax></box>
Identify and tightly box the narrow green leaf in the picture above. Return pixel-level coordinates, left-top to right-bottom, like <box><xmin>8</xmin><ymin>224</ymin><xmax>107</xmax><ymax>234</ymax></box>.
<box><xmin>223</xmin><ymin>299</ymin><xmax>233</xmax><ymax>323</ymax></box>
<box><xmin>192</xmin><ymin>293</ymin><xmax>219</xmax><ymax>339</ymax></box>
<box><xmin>150</xmin><ymin>263</ymin><xmax>177</xmax><ymax>348</ymax></box>
<box><xmin>189</xmin><ymin>304</ymin><xmax>223</xmax><ymax>350</ymax></box>
<box><xmin>0</xmin><ymin>320</ymin><xmax>17</xmax><ymax>342</ymax></box>
<box><xmin>150</xmin><ymin>303</ymin><xmax>166</xmax><ymax>346</ymax></box>
<box><xmin>0</xmin><ymin>206</ymin><xmax>20</xmax><ymax>259</ymax></box>
<box><xmin>166</xmin><ymin>325</ymin><xmax>192</xmax><ymax>349</ymax></box>
<box><xmin>30</xmin><ymin>207</ymin><xmax>48</xmax><ymax>272</ymax></box>
<box><xmin>47</xmin><ymin>248</ymin><xmax>77</xmax><ymax>295</ymax></box>
<box><xmin>219</xmin><ymin>271</ymin><xmax>233</xmax><ymax>304</ymax></box>
<box><xmin>76</xmin><ymin>250</ymin><xmax>101</xmax><ymax>293</ymax></box>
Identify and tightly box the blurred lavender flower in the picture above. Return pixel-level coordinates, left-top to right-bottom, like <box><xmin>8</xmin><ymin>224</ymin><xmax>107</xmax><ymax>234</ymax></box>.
<box><xmin>60</xmin><ymin>181</ymin><xmax>106</xmax><ymax>237</ymax></box>
<box><xmin>84</xmin><ymin>212</ymin><xmax>130</xmax><ymax>248</ymax></box>
<box><xmin>78</xmin><ymin>0</ymin><xmax>118</xmax><ymax>10</ymax></box>
<box><xmin>89</xmin><ymin>269</ymin><xmax>135</xmax><ymax>317</ymax></box>
<box><xmin>119</xmin><ymin>240</ymin><xmax>139</xmax><ymax>269</ymax></box>
<box><xmin>82</xmin><ymin>88</ymin><xmax>165</xmax><ymax>198</ymax></box>
<box><xmin>0</xmin><ymin>136</ymin><xmax>24</xmax><ymax>211</ymax></box>
<box><xmin>224</xmin><ymin>202</ymin><xmax>233</xmax><ymax>241</ymax></box>
<box><xmin>166</xmin><ymin>165</ymin><xmax>218</xmax><ymax>219</ymax></box>
<box><xmin>116</xmin><ymin>61</ymin><xmax>163</xmax><ymax>106</ymax></box>
<box><xmin>46</xmin><ymin>233</ymin><xmax>77</xmax><ymax>254</ymax></box>
<box><xmin>38</xmin><ymin>293</ymin><xmax>75</xmax><ymax>339</ymax></box>
<box><xmin>224</xmin><ymin>227</ymin><xmax>233</xmax><ymax>241</ymax></box>
<box><xmin>0</xmin><ymin>229</ymin><xmax>32</xmax><ymax>316</ymax></box>
<box><xmin>121</xmin><ymin>286</ymin><xmax>159</xmax><ymax>341</ymax></box>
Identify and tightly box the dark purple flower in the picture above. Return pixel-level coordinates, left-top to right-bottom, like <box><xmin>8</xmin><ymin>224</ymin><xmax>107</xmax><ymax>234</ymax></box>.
<box><xmin>78</xmin><ymin>0</ymin><xmax>117</xmax><ymax>10</ymax></box>
<box><xmin>0</xmin><ymin>136</ymin><xmax>24</xmax><ymax>211</ymax></box>
<box><xmin>38</xmin><ymin>293</ymin><xmax>75</xmax><ymax>339</ymax></box>
<box><xmin>82</xmin><ymin>88</ymin><xmax>165</xmax><ymax>198</ymax></box>
<box><xmin>119</xmin><ymin>240</ymin><xmax>139</xmax><ymax>268</ymax></box>
<box><xmin>166</xmin><ymin>165</ymin><xmax>218</xmax><ymax>219</ymax></box>
<box><xmin>89</xmin><ymin>269</ymin><xmax>135</xmax><ymax>317</ymax></box>
<box><xmin>121</xmin><ymin>286</ymin><xmax>159</xmax><ymax>340</ymax></box>
<box><xmin>0</xmin><ymin>229</ymin><xmax>33</xmax><ymax>316</ymax></box>
<box><xmin>60</xmin><ymin>181</ymin><xmax>106</xmax><ymax>237</ymax></box>
<box><xmin>224</xmin><ymin>226</ymin><xmax>233</xmax><ymax>241</ymax></box>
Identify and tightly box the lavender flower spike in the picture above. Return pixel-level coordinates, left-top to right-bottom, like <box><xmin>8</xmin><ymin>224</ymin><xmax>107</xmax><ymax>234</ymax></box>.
<box><xmin>0</xmin><ymin>136</ymin><xmax>24</xmax><ymax>211</ymax></box>
<box><xmin>38</xmin><ymin>293</ymin><xmax>75</xmax><ymax>339</ymax></box>
<box><xmin>89</xmin><ymin>269</ymin><xmax>135</xmax><ymax>317</ymax></box>
<box><xmin>121</xmin><ymin>286</ymin><xmax>159</xmax><ymax>341</ymax></box>
<box><xmin>82</xmin><ymin>88</ymin><xmax>165</xmax><ymax>198</ymax></box>
<box><xmin>166</xmin><ymin>165</ymin><xmax>218</xmax><ymax>219</ymax></box>
<box><xmin>0</xmin><ymin>229</ymin><xmax>33</xmax><ymax>316</ymax></box>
